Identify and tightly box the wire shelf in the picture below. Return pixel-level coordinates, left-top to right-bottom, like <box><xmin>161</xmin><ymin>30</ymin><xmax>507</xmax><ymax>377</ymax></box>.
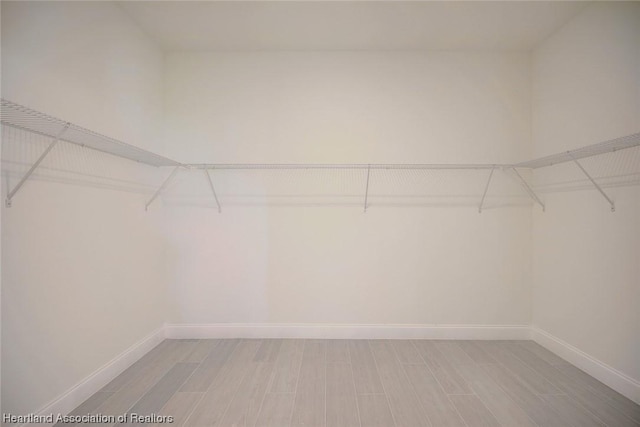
<box><xmin>532</xmin><ymin>144</ymin><xmax>640</xmax><ymax>193</ymax></box>
<box><xmin>516</xmin><ymin>132</ymin><xmax>640</xmax><ymax>169</ymax></box>
<box><xmin>1</xmin><ymin>125</ymin><xmax>166</xmax><ymax>195</ymax></box>
<box><xmin>0</xmin><ymin>99</ymin><xmax>180</xmax><ymax>167</ymax></box>
<box><xmin>1</xmin><ymin>98</ymin><xmax>639</xmax><ymax>210</ymax></box>
<box><xmin>191</xmin><ymin>163</ymin><xmax>501</xmax><ymax>170</ymax></box>
<box><xmin>159</xmin><ymin>166</ymin><xmax>532</xmax><ymax>209</ymax></box>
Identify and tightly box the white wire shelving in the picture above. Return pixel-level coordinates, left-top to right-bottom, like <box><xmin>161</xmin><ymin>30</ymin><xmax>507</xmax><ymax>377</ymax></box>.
<box><xmin>2</xmin><ymin>98</ymin><xmax>639</xmax><ymax>212</ymax></box>
<box><xmin>0</xmin><ymin>100</ymin><xmax>180</xmax><ymax>167</ymax></box>
<box><xmin>1</xmin><ymin>99</ymin><xmax>181</xmax><ymax>207</ymax></box>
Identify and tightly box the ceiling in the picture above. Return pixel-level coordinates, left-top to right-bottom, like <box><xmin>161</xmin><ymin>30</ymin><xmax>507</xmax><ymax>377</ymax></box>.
<box><xmin>118</xmin><ymin>1</ymin><xmax>588</xmax><ymax>51</ymax></box>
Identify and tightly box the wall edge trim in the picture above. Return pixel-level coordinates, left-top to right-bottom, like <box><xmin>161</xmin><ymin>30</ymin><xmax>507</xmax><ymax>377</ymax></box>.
<box><xmin>532</xmin><ymin>326</ymin><xmax>640</xmax><ymax>405</ymax></box>
<box><xmin>164</xmin><ymin>323</ymin><xmax>532</xmax><ymax>340</ymax></box>
<box><xmin>19</xmin><ymin>325</ymin><xmax>166</xmax><ymax>427</ymax></box>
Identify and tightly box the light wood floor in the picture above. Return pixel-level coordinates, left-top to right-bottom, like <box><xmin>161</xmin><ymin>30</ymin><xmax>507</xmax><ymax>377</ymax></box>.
<box><xmin>64</xmin><ymin>339</ymin><xmax>640</xmax><ymax>427</ymax></box>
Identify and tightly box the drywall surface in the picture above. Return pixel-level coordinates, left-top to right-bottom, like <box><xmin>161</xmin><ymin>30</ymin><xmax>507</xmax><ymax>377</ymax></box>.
<box><xmin>163</xmin><ymin>205</ymin><xmax>532</xmax><ymax>326</ymax></box>
<box><xmin>1</xmin><ymin>1</ymin><xmax>167</xmax><ymax>416</ymax></box>
<box><xmin>0</xmin><ymin>3</ymin><xmax>3</xmax><ymax>417</ymax></box>
<box><xmin>1</xmin><ymin>1</ymin><xmax>164</xmax><ymax>154</ymax></box>
<box><xmin>164</xmin><ymin>52</ymin><xmax>530</xmax><ymax>165</ymax></box>
<box><xmin>1</xmin><ymin>184</ymin><xmax>167</xmax><ymax>416</ymax></box>
<box><xmin>532</xmin><ymin>2</ymin><xmax>640</xmax><ymax>382</ymax></box>
<box><xmin>163</xmin><ymin>52</ymin><xmax>533</xmax><ymax>326</ymax></box>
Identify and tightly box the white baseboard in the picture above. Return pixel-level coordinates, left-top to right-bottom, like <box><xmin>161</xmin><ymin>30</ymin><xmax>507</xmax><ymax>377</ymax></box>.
<box><xmin>165</xmin><ymin>323</ymin><xmax>532</xmax><ymax>340</ymax></box>
<box><xmin>22</xmin><ymin>326</ymin><xmax>166</xmax><ymax>427</ymax></box>
<box><xmin>532</xmin><ymin>327</ymin><xmax>640</xmax><ymax>405</ymax></box>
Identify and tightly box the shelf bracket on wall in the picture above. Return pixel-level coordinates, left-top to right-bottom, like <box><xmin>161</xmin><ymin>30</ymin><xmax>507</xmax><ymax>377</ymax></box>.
<box><xmin>145</xmin><ymin>166</ymin><xmax>180</xmax><ymax>211</ymax></box>
<box><xmin>478</xmin><ymin>166</ymin><xmax>495</xmax><ymax>213</ymax></box>
<box><xmin>512</xmin><ymin>168</ymin><xmax>545</xmax><ymax>212</ymax></box>
<box><xmin>364</xmin><ymin>164</ymin><xmax>371</xmax><ymax>213</ymax></box>
<box><xmin>204</xmin><ymin>169</ymin><xmax>222</xmax><ymax>213</ymax></box>
<box><xmin>570</xmin><ymin>154</ymin><xmax>615</xmax><ymax>212</ymax></box>
<box><xmin>5</xmin><ymin>122</ymin><xmax>70</xmax><ymax>208</ymax></box>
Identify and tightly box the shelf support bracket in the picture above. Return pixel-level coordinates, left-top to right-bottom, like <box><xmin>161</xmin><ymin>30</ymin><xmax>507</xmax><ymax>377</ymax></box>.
<box><xmin>478</xmin><ymin>166</ymin><xmax>495</xmax><ymax>213</ymax></box>
<box><xmin>364</xmin><ymin>164</ymin><xmax>371</xmax><ymax>212</ymax></box>
<box><xmin>512</xmin><ymin>168</ymin><xmax>545</xmax><ymax>212</ymax></box>
<box><xmin>570</xmin><ymin>154</ymin><xmax>615</xmax><ymax>212</ymax></box>
<box><xmin>5</xmin><ymin>122</ymin><xmax>70</xmax><ymax>207</ymax></box>
<box><xmin>145</xmin><ymin>166</ymin><xmax>180</xmax><ymax>211</ymax></box>
<box><xmin>204</xmin><ymin>169</ymin><xmax>222</xmax><ymax>213</ymax></box>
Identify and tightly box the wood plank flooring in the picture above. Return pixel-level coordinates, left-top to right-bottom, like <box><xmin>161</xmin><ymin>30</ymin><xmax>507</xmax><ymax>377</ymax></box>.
<box><xmin>62</xmin><ymin>339</ymin><xmax>640</xmax><ymax>427</ymax></box>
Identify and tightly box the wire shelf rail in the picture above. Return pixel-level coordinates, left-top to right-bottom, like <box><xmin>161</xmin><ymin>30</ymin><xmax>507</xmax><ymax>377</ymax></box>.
<box><xmin>1</xmin><ymin>99</ymin><xmax>180</xmax><ymax>168</ymax></box>
<box><xmin>2</xmin><ymin>98</ymin><xmax>639</xmax><ymax>211</ymax></box>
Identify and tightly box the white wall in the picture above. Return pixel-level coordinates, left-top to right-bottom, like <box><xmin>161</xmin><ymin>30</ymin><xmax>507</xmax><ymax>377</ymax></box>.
<box><xmin>0</xmin><ymin>2</ymin><xmax>3</xmax><ymax>417</ymax></box>
<box><xmin>163</xmin><ymin>206</ymin><xmax>533</xmax><ymax>327</ymax></box>
<box><xmin>1</xmin><ymin>1</ymin><xmax>164</xmax><ymax>153</ymax></box>
<box><xmin>163</xmin><ymin>52</ymin><xmax>533</xmax><ymax>327</ymax></box>
<box><xmin>164</xmin><ymin>52</ymin><xmax>530</xmax><ymax>164</ymax></box>
<box><xmin>1</xmin><ymin>1</ymin><xmax>167</xmax><ymax>416</ymax></box>
<box><xmin>532</xmin><ymin>2</ymin><xmax>640</xmax><ymax>383</ymax></box>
